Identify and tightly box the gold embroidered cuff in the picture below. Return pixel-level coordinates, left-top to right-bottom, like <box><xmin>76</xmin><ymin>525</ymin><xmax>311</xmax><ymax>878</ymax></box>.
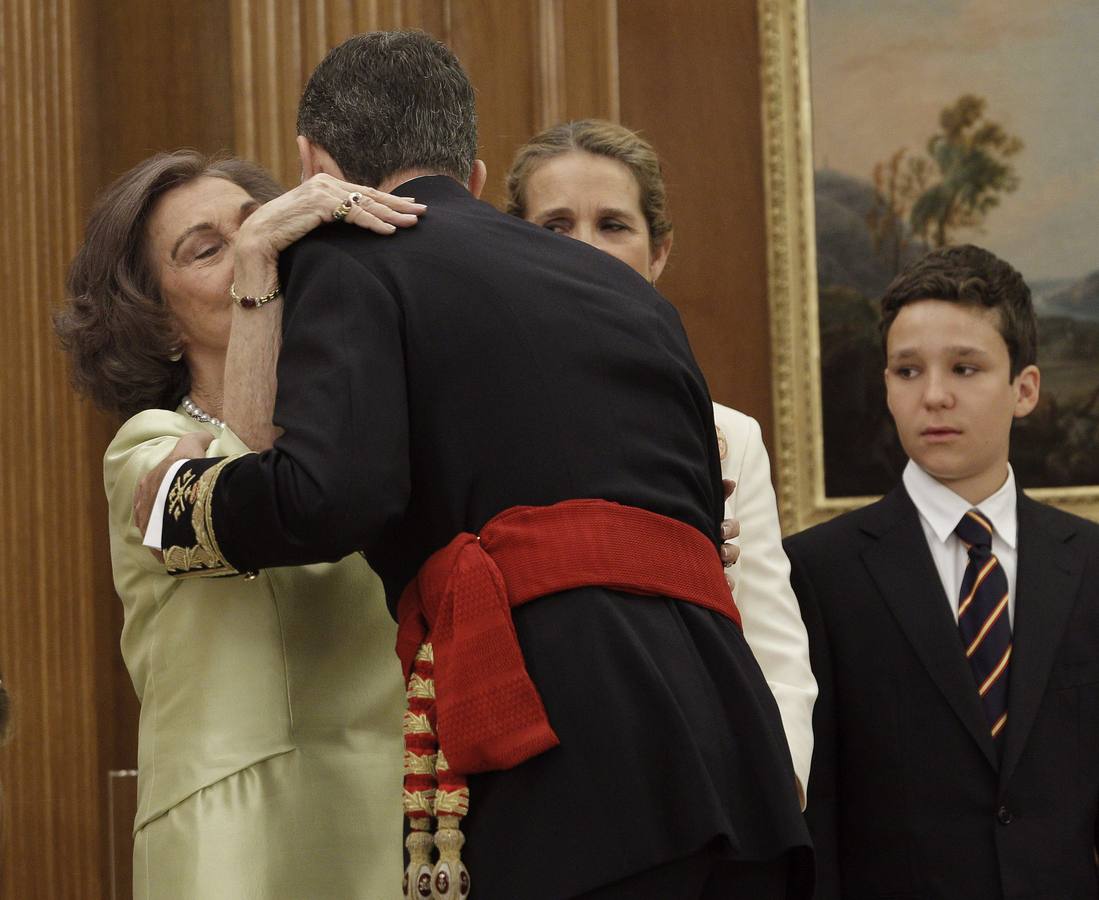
<box><xmin>163</xmin><ymin>453</ymin><xmax>250</xmax><ymax>578</ymax></box>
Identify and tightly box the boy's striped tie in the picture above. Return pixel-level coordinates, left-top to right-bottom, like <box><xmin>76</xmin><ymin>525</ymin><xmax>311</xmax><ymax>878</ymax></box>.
<box><xmin>955</xmin><ymin>509</ymin><xmax>1012</xmax><ymax>750</ymax></box>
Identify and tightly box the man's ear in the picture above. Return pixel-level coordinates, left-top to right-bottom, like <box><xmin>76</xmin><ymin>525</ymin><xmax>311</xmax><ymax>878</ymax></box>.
<box><xmin>296</xmin><ymin>135</ymin><xmax>346</xmax><ymax>181</ymax></box>
<box><xmin>1012</xmin><ymin>364</ymin><xmax>1041</xmax><ymax>419</ymax></box>
<box><xmin>467</xmin><ymin>159</ymin><xmax>487</xmax><ymax>198</ymax></box>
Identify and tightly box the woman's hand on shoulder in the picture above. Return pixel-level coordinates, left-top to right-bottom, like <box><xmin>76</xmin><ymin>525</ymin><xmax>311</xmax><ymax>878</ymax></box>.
<box><xmin>235</xmin><ymin>174</ymin><xmax>427</xmax><ymax>265</ymax></box>
<box><xmin>721</xmin><ymin>479</ymin><xmax>740</xmax><ymax>592</ymax></box>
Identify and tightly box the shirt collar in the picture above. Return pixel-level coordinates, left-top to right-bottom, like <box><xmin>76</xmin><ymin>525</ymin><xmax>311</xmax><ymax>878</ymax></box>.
<box><xmin>902</xmin><ymin>460</ymin><xmax>1018</xmax><ymax>550</ymax></box>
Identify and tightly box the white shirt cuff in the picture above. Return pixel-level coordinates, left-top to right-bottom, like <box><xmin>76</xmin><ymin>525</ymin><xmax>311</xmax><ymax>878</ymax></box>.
<box><xmin>142</xmin><ymin>459</ymin><xmax>188</xmax><ymax>549</ymax></box>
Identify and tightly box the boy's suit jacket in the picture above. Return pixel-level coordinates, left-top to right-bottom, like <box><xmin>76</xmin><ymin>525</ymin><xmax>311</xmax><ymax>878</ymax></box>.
<box><xmin>785</xmin><ymin>484</ymin><xmax>1099</xmax><ymax>899</ymax></box>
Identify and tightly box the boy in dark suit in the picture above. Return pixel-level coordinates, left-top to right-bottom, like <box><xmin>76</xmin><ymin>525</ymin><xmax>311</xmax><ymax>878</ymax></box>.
<box><xmin>786</xmin><ymin>244</ymin><xmax>1099</xmax><ymax>899</ymax></box>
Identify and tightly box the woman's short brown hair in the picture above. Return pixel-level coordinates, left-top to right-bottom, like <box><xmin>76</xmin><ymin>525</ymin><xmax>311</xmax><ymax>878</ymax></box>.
<box><xmin>505</xmin><ymin>119</ymin><xmax>672</xmax><ymax>248</ymax></box>
<box><xmin>55</xmin><ymin>151</ymin><xmax>284</xmax><ymax>420</ymax></box>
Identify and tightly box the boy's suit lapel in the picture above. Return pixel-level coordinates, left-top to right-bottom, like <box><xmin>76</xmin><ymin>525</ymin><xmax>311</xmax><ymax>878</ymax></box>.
<box><xmin>859</xmin><ymin>486</ymin><xmax>998</xmax><ymax>770</ymax></box>
<box><xmin>1000</xmin><ymin>492</ymin><xmax>1083</xmax><ymax>783</ymax></box>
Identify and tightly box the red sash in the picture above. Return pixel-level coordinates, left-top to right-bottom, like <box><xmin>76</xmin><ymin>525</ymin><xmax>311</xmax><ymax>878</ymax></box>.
<box><xmin>395</xmin><ymin>498</ymin><xmax>739</xmax><ymax>776</ymax></box>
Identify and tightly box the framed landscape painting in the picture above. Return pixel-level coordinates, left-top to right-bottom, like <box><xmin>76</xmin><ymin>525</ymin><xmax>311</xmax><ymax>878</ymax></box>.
<box><xmin>759</xmin><ymin>0</ymin><xmax>1099</xmax><ymax>531</ymax></box>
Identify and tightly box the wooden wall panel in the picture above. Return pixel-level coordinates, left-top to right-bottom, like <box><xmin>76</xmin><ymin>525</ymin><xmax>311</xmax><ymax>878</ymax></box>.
<box><xmin>0</xmin><ymin>0</ymin><xmax>115</xmax><ymax>896</ymax></box>
<box><xmin>535</xmin><ymin>0</ymin><xmax>619</xmax><ymax>129</ymax></box>
<box><xmin>448</xmin><ymin>1</ymin><xmax>539</xmax><ymax>209</ymax></box>
<box><xmin>451</xmin><ymin>0</ymin><xmax>618</xmax><ymax>205</ymax></box>
<box><xmin>0</xmin><ymin>1</ymin><xmax>239</xmax><ymax>895</ymax></box>
<box><xmin>618</xmin><ymin>0</ymin><xmax>775</xmax><ymax>447</ymax></box>
<box><xmin>93</xmin><ymin>0</ymin><xmax>235</xmax><ymax>181</ymax></box>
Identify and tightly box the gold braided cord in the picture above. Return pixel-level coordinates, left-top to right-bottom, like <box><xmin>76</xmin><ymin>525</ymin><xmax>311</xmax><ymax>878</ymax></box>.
<box><xmin>403</xmin><ymin>711</ymin><xmax>434</xmax><ymax>735</ymax></box>
<box><xmin>402</xmin><ymin>789</ymin><xmax>436</xmax><ymax>816</ymax></box>
<box><xmin>407</xmin><ymin>673</ymin><xmax>435</xmax><ymax>699</ymax></box>
<box><xmin>404</xmin><ymin>750</ymin><xmax>437</xmax><ymax>776</ymax></box>
<box><xmin>434</xmin><ymin>788</ymin><xmax>470</xmax><ymax>817</ymax></box>
<box><xmin>401</xmin><ymin>637</ymin><xmax>472</xmax><ymax>894</ymax></box>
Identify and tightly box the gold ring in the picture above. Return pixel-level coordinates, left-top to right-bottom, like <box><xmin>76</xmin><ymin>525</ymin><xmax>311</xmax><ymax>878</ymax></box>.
<box><xmin>333</xmin><ymin>192</ymin><xmax>363</xmax><ymax>222</ymax></box>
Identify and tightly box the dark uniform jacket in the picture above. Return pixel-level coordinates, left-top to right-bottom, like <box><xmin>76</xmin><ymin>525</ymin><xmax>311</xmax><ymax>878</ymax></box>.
<box><xmin>786</xmin><ymin>484</ymin><xmax>1099</xmax><ymax>900</ymax></box>
<box><xmin>162</xmin><ymin>175</ymin><xmax>810</xmax><ymax>898</ymax></box>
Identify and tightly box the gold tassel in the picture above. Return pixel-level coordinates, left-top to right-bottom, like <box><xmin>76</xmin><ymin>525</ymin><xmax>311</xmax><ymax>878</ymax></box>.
<box><xmin>404</xmin><ymin>642</ymin><xmax>440</xmax><ymax>899</ymax></box>
<box><xmin>431</xmin><ymin>814</ymin><xmax>470</xmax><ymax>898</ymax></box>
<box><xmin>405</xmin><ymin>822</ymin><xmax>435</xmax><ymax>899</ymax></box>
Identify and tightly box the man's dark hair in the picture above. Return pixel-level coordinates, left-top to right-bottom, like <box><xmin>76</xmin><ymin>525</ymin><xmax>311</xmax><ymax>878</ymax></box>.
<box><xmin>297</xmin><ymin>30</ymin><xmax>477</xmax><ymax>187</ymax></box>
<box><xmin>879</xmin><ymin>244</ymin><xmax>1037</xmax><ymax>378</ymax></box>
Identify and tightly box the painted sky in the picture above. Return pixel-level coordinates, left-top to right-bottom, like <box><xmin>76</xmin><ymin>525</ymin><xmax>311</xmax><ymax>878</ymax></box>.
<box><xmin>809</xmin><ymin>0</ymin><xmax>1099</xmax><ymax>282</ymax></box>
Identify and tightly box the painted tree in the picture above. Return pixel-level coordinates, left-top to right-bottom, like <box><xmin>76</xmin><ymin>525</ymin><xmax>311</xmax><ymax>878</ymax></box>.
<box><xmin>866</xmin><ymin>94</ymin><xmax>1023</xmax><ymax>271</ymax></box>
<box><xmin>866</xmin><ymin>148</ymin><xmax>931</xmax><ymax>275</ymax></box>
<box><xmin>910</xmin><ymin>94</ymin><xmax>1023</xmax><ymax>248</ymax></box>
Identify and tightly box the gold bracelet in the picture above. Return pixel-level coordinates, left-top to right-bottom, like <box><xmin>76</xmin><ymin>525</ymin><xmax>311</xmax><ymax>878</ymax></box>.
<box><xmin>229</xmin><ymin>281</ymin><xmax>282</xmax><ymax>309</ymax></box>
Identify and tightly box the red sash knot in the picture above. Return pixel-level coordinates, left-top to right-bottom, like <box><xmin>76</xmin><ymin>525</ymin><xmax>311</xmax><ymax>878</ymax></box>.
<box><xmin>395</xmin><ymin>498</ymin><xmax>739</xmax><ymax>776</ymax></box>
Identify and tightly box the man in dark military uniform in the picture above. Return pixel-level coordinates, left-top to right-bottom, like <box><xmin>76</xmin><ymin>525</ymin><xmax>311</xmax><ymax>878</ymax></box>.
<box><xmin>141</xmin><ymin>30</ymin><xmax>810</xmax><ymax>900</ymax></box>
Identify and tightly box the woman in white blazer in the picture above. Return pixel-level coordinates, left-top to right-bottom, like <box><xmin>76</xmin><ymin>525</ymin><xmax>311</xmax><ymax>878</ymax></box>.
<box><xmin>506</xmin><ymin>119</ymin><xmax>817</xmax><ymax>803</ymax></box>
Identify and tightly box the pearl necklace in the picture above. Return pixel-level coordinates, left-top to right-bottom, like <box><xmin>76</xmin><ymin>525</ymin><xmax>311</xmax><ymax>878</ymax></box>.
<box><xmin>181</xmin><ymin>395</ymin><xmax>225</xmax><ymax>429</ymax></box>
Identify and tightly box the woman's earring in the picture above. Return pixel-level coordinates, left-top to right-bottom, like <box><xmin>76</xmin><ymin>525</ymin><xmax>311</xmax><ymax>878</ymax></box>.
<box><xmin>169</xmin><ymin>349</ymin><xmax>183</xmax><ymax>362</ymax></box>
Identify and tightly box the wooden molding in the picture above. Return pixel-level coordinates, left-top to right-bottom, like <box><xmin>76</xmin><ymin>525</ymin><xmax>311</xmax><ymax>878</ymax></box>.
<box><xmin>535</xmin><ymin>0</ymin><xmax>619</xmax><ymax>130</ymax></box>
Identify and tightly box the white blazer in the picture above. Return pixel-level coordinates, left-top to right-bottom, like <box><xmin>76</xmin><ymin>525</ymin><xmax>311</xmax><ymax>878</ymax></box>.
<box><xmin>714</xmin><ymin>402</ymin><xmax>816</xmax><ymax>804</ymax></box>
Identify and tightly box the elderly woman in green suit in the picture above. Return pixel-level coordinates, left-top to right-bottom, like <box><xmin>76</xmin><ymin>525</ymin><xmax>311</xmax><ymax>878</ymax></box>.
<box><xmin>56</xmin><ymin>151</ymin><xmax>423</xmax><ymax>899</ymax></box>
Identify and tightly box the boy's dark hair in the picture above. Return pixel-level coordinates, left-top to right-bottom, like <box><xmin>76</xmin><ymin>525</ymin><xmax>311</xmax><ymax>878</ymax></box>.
<box><xmin>879</xmin><ymin>244</ymin><xmax>1037</xmax><ymax>377</ymax></box>
<box><xmin>296</xmin><ymin>30</ymin><xmax>477</xmax><ymax>188</ymax></box>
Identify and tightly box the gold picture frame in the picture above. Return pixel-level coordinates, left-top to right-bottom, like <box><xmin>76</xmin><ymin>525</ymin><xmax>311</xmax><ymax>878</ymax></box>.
<box><xmin>758</xmin><ymin>0</ymin><xmax>1099</xmax><ymax>534</ymax></box>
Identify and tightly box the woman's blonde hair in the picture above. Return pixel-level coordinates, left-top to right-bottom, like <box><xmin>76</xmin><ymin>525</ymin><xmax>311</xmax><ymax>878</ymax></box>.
<box><xmin>505</xmin><ymin>119</ymin><xmax>672</xmax><ymax>248</ymax></box>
